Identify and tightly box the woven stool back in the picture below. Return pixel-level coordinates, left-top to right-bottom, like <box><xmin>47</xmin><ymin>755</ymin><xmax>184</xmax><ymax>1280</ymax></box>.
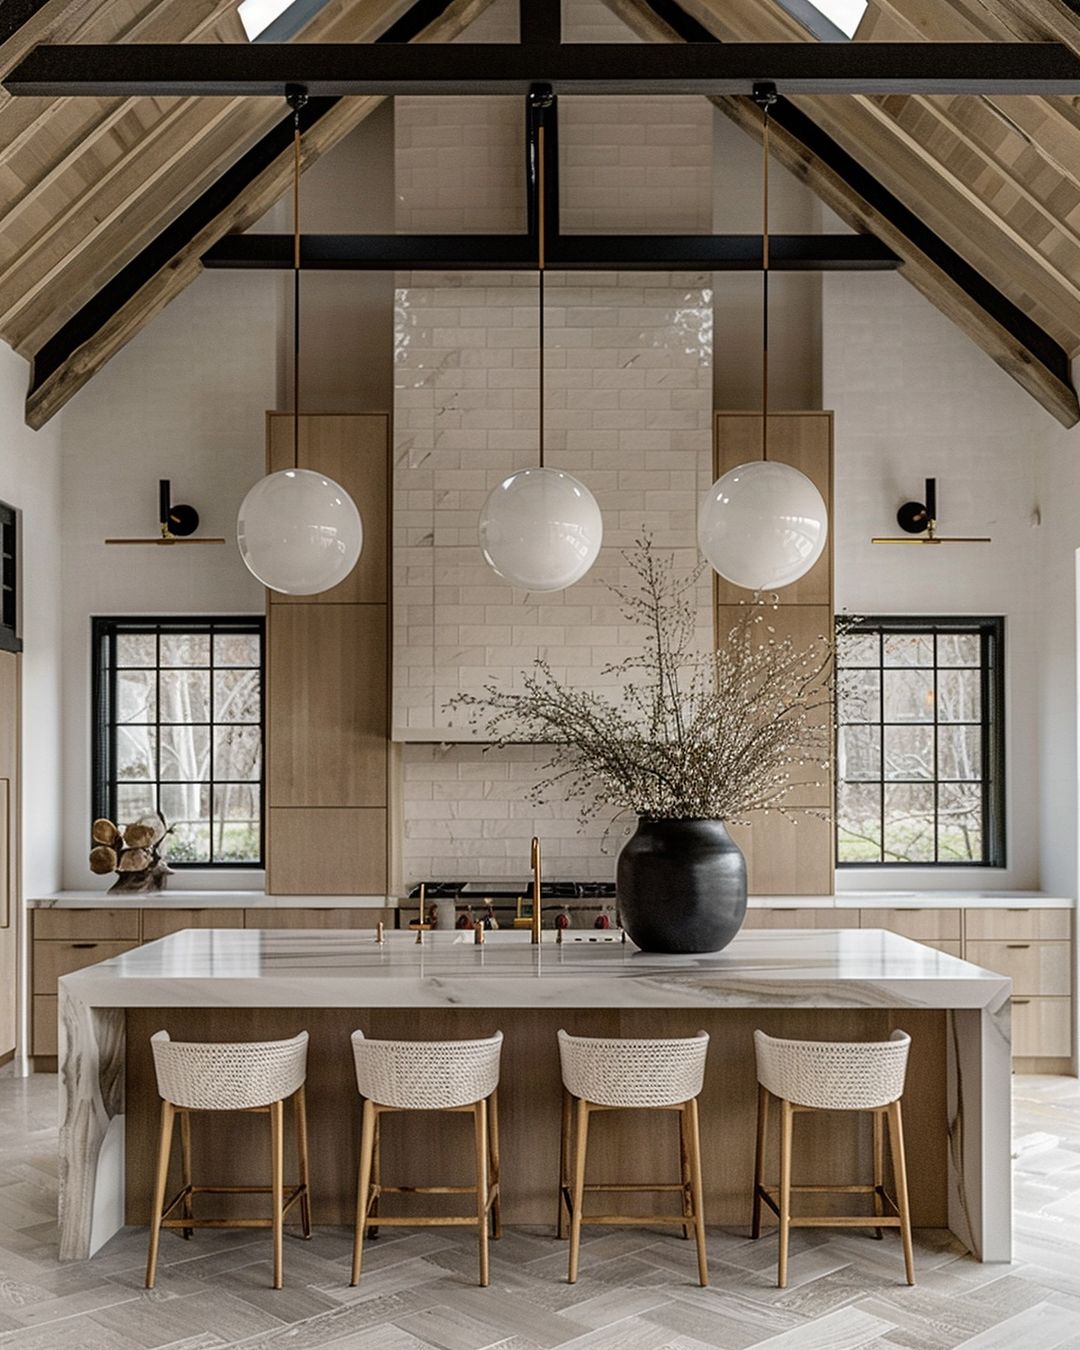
<box><xmin>351</xmin><ymin>1030</ymin><xmax>503</xmax><ymax>1109</ymax></box>
<box><xmin>150</xmin><ymin>1030</ymin><xmax>309</xmax><ymax>1111</ymax></box>
<box><xmin>754</xmin><ymin>1028</ymin><xmax>911</xmax><ymax>1110</ymax></box>
<box><xmin>558</xmin><ymin>1029</ymin><xmax>709</xmax><ymax>1107</ymax></box>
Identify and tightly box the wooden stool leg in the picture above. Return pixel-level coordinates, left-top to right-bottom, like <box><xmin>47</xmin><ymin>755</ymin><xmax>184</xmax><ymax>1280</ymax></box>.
<box><xmin>678</xmin><ymin>1106</ymin><xmax>692</xmax><ymax>1240</ymax></box>
<box><xmin>351</xmin><ymin>1099</ymin><xmax>377</xmax><ymax>1285</ymax></box>
<box><xmin>145</xmin><ymin>1099</ymin><xmax>175</xmax><ymax>1289</ymax></box>
<box><xmin>369</xmin><ymin>1113</ymin><xmax>381</xmax><ymax>1239</ymax></box>
<box><xmin>474</xmin><ymin>1098</ymin><xmax>490</xmax><ymax>1287</ymax></box>
<box><xmin>488</xmin><ymin>1089</ymin><xmax>502</xmax><ymax>1240</ymax></box>
<box><xmin>685</xmin><ymin>1098</ymin><xmax>709</xmax><ymax>1288</ymax></box>
<box><xmin>567</xmin><ymin>1098</ymin><xmax>590</xmax><ymax>1284</ymax></box>
<box><xmin>777</xmin><ymin>1099</ymin><xmax>793</xmax><ymax>1289</ymax></box>
<box><xmin>295</xmin><ymin>1085</ymin><xmax>312</xmax><ymax>1239</ymax></box>
<box><xmin>887</xmin><ymin>1100</ymin><xmax>916</xmax><ymax>1286</ymax></box>
<box><xmin>270</xmin><ymin>1098</ymin><xmax>285</xmax><ymax>1290</ymax></box>
<box><xmin>558</xmin><ymin>1087</ymin><xmax>572</xmax><ymax>1240</ymax></box>
<box><xmin>178</xmin><ymin>1108</ymin><xmax>193</xmax><ymax>1240</ymax></box>
<box><xmin>751</xmin><ymin>1083</ymin><xmax>769</xmax><ymax>1240</ymax></box>
<box><xmin>872</xmin><ymin>1108</ymin><xmax>885</xmax><ymax>1241</ymax></box>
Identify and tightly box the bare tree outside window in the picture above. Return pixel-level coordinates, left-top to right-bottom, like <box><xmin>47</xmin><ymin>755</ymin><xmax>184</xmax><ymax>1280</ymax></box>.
<box><xmin>835</xmin><ymin>618</ymin><xmax>1004</xmax><ymax>867</ymax></box>
<box><xmin>94</xmin><ymin>618</ymin><xmax>264</xmax><ymax>867</ymax></box>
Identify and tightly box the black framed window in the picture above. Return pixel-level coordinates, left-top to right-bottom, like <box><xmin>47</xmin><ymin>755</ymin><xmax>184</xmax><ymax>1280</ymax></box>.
<box><xmin>93</xmin><ymin>617</ymin><xmax>265</xmax><ymax>867</ymax></box>
<box><xmin>0</xmin><ymin>503</ymin><xmax>20</xmax><ymax>655</ymax></box>
<box><xmin>835</xmin><ymin>617</ymin><xmax>1004</xmax><ymax>867</ymax></box>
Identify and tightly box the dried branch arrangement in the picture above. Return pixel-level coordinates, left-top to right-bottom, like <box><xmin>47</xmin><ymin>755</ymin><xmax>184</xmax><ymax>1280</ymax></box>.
<box><xmin>449</xmin><ymin>538</ymin><xmax>835</xmax><ymax>826</ymax></box>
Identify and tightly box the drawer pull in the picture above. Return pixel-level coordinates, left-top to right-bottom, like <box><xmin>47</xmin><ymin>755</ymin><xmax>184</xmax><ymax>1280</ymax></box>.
<box><xmin>1006</xmin><ymin>908</ymin><xmax>1030</xmax><ymax>913</ymax></box>
<box><xmin>71</xmin><ymin>942</ymin><xmax>98</xmax><ymax>950</ymax></box>
<box><xmin>1006</xmin><ymin>944</ymin><xmax>1031</xmax><ymax>950</ymax></box>
<box><xmin>771</xmin><ymin>908</ymin><xmax>799</xmax><ymax>913</ymax></box>
<box><xmin>1011</xmin><ymin>998</ymin><xmax>1031</xmax><ymax>1005</ymax></box>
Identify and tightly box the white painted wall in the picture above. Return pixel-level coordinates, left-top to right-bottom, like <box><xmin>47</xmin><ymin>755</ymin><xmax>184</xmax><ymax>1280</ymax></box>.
<box><xmin>826</xmin><ymin>271</ymin><xmax>1080</xmax><ymax>894</ymax></box>
<box><xmin>56</xmin><ymin>270</ymin><xmax>275</xmax><ymax>889</ymax></box>
<box><xmin>0</xmin><ymin>344</ymin><xmax>63</xmax><ymax>899</ymax></box>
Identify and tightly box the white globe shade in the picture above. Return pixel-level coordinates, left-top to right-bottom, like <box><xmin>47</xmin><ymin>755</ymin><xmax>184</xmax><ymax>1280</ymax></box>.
<box><xmin>237</xmin><ymin>468</ymin><xmax>363</xmax><ymax>595</ymax></box>
<box><xmin>698</xmin><ymin>460</ymin><xmax>828</xmax><ymax>591</ymax></box>
<box><xmin>479</xmin><ymin>467</ymin><xmax>603</xmax><ymax>592</ymax></box>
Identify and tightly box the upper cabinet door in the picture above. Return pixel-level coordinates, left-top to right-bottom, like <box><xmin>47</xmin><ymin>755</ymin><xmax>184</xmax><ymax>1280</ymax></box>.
<box><xmin>266</xmin><ymin>414</ymin><xmax>389</xmax><ymax>605</ymax></box>
<box><xmin>713</xmin><ymin>412</ymin><xmax>833</xmax><ymax>608</ymax></box>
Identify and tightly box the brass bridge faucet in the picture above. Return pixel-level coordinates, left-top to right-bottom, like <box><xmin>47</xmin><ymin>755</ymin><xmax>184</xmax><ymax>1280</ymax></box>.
<box><xmin>530</xmin><ymin>836</ymin><xmax>542</xmax><ymax>945</ymax></box>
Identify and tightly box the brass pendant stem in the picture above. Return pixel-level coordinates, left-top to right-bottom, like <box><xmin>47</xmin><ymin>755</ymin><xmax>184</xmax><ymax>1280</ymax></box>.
<box><xmin>538</xmin><ymin>123</ymin><xmax>545</xmax><ymax>471</ymax></box>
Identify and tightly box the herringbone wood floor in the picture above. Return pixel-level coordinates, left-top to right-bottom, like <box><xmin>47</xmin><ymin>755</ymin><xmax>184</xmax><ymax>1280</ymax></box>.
<box><xmin>1</xmin><ymin>1071</ymin><xmax>1079</xmax><ymax>1349</ymax></box>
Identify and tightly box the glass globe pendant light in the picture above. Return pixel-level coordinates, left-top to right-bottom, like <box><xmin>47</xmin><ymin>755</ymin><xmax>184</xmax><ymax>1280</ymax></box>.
<box><xmin>698</xmin><ymin>84</ymin><xmax>827</xmax><ymax>591</ymax></box>
<box><xmin>237</xmin><ymin>85</ymin><xmax>363</xmax><ymax>596</ymax></box>
<box><xmin>479</xmin><ymin>93</ymin><xmax>602</xmax><ymax>592</ymax></box>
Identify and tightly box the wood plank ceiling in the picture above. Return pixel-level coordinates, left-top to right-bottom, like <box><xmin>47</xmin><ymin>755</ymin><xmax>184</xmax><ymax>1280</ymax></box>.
<box><xmin>0</xmin><ymin>0</ymin><xmax>1078</xmax><ymax>428</ymax></box>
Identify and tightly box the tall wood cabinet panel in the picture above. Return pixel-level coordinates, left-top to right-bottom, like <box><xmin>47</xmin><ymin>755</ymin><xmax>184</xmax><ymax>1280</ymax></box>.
<box><xmin>267</xmin><ymin>604</ymin><xmax>387</xmax><ymax>807</ymax></box>
<box><xmin>714</xmin><ymin>412</ymin><xmax>834</xmax><ymax>895</ymax></box>
<box><xmin>0</xmin><ymin>652</ymin><xmax>17</xmax><ymax>1059</ymax></box>
<box><xmin>267</xmin><ymin>807</ymin><xmax>387</xmax><ymax>894</ymax></box>
<box><xmin>265</xmin><ymin>414</ymin><xmax>391</xmax><ymax>896</ymax></box>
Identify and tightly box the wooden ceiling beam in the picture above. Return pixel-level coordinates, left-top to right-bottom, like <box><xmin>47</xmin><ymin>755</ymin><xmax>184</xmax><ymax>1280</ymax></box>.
<box><xmin>22</xmin><ymin>0</ymin><xmax>496</xmax><ymax>429</ymax></box>
<box><xmin>603</xmin><ymin>0</ymin><xmax>1080</xmax><ymax>427</ymax></box>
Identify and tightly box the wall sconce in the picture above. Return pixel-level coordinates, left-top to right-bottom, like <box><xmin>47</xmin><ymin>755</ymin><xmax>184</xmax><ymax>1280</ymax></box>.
<box><xmin>871</xmin><ymin>477</ymin><xmax>990</xmax><ymax>545</ymax></box>
<box><xmin>106</xmin><ymin>480</ymin><xmax>225</xmax><ymax>546</ymax></box>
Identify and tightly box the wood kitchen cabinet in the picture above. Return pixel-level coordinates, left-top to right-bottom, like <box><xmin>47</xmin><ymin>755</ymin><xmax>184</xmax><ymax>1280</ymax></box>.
<box><xmin>264</xmin><ymin>413</ymin><xmax>392</xmax><ymax>895</ymax></box>
<box><xmin>747</xmin><ymin>903</ymin><xmax>1074</xmax><ymax>1070</ymax></box>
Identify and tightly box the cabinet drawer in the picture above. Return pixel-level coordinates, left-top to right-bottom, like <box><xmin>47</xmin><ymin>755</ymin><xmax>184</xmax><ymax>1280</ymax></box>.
<box><xmin>967</xmin><ymin>941</ymin><xmax>1071</xmax><ymax>996</ymax></box>
<box><xmin>245</xmin><ymin>907</ymin><xmax>393</xmax><ymax>929</ymax></box>
<box><xmin>965</xmin><ymin>909</ymin><xmax>1071</xmax><ymax>941</ymax></box>
<box><xmin>32</xmin><ymin>995</ymin><xmax>57</xmax><ymax>1056</ymax></box>
<box><xmin>33</xmin><ymin>940</ymin><xmax>138</xmax><ymax>995</ymax></box>
<box><xmin>743</xmin><ymin>909</ymin><xmax>821</xmax><ymax>930</ymax></box>
<box><xmin>859</xmin><ymin>908</ymin><xmax>962</xmax><ymax>942</ymax></box>
<box><xmin>1011</xmin><ymin>997</ymin><xmax>1072</xmax><ymax>1058</ymax></box>
<box><xmin>141</xmin><ymin>908</ymin><xmax>245</xmax><ymax>941</ymax></box>
<box><xmin>33</xmin><ymin>908</ymin><xmax>140</xmax><ymax>941</ymax></box>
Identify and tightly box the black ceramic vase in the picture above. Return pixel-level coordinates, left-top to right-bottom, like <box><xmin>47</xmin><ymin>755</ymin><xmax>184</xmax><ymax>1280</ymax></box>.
<box><xmin>616</xmin><ymin>817</ymin><xmax>747</xmax><ymax>954</ymax></box>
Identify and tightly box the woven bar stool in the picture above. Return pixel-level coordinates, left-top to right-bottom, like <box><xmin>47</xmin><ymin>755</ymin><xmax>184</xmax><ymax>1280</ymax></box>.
<box><xmin>145</xmin><ymin>1030</ymin><xmax>310</xmax><ymax>1291</ymax></box>
<box><xmin>557</xmin><ymin>1029</ymin><xmax>710</xmax><ymax>1287</ymax></box>
<box><xmin>350</xmin><ymin>1030</ymin><xmax>503</xmax><ymax>1288</ymax></box>
<box><xmin>751</xmin><ymin>1028</ymin><xmax>915</xmax><ymax>1288</ymax></box>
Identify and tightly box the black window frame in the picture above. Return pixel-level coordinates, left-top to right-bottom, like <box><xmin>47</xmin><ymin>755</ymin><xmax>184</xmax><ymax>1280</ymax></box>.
<box><xmin>835</xmin><ymin>615</ymin><xmax>1005</xmax><ymax>869</ymax></box>
<box><xmin>92</xmin><ymin>615</ymin><xmax>266</xmax><ymax>870</ymax></box>
<box><xmin>0</xmin><ymin>502</ymin><xmax>20</xmax><ymax>655</ymax></box>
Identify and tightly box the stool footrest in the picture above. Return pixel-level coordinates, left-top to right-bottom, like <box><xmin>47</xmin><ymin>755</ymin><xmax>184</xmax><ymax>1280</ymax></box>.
<box><xmin>160</xmin><ymin>1183</ymin><xmax>307</xmax><ymax>1223</ymax></box>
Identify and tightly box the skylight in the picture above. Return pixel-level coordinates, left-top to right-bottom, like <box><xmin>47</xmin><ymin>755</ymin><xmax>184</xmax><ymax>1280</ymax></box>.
<box><xmin>238</xmin><ymin>0</ymin><xmax>329</xmax><ymax>43</ymax></box>
<box><xmin>773</xmin><ymin>0</ymin><xmax>869</xmax><ymax>42</ymax></box>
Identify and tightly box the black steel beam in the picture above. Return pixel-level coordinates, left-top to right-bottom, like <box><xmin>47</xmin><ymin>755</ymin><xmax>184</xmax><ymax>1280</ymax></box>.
<box><xmin>0</xmin><ymin>1</ymin><xmax>57</xmax><ymax>46</ymax></box>
<box><xmin>7</xmin><ymin>41</ymin><xmax>1080</xmax><ymax>97</ymax></box>
<box><xmin>201</xmin><ymin>231</ymin><xmax>901</xmax><ymax>271</ymax></box>
<box><xmin>519</xmin><ymin>0</ymin><xmax>560</xmax><ymax>45</ymax></box>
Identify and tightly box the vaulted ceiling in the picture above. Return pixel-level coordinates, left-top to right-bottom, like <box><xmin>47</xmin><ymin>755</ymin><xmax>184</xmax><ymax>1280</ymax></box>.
<box><xmin>1</xmin><ymin>0</ymin><xmax>1078</xmax><ymax>429</ymax></box>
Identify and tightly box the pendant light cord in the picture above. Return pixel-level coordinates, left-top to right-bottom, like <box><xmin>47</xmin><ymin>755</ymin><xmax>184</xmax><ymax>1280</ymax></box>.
<box><xmin>756</xmin><ymin>86</ymin><xmax>776</xmax><ymax>463</ymax></box>
<box><xmin>286</xmin><ymin>84</ymin><xmax>308</xmax><ymax>462</ymax></box>
<box><xmin>538</xmin><ymin>122</ymin><xmax>546</xmax><ymax>471</ymax></box>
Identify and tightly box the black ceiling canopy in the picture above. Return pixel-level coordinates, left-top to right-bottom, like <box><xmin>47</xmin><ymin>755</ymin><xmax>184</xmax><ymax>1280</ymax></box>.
<box><xmin>6</xmin><ymin>41</ymin><xmax>1080</xmax><ymax>98</ymax></box>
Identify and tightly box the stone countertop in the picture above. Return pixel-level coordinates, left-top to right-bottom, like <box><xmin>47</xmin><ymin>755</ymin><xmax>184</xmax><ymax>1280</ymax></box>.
<box><xmin>58</xmin><ymin>927</ymin><xmax>1011</xmax><ymax>1012</ymax></box>
<box><xmin>28</xmin><ymin>889</ymin><xmax>1073</xmax><ymax>911</ymax></box>
<box><xmin>27</xmin><ymin>890</ymin><xmax>400</xmax><ymax>910</ymax></box>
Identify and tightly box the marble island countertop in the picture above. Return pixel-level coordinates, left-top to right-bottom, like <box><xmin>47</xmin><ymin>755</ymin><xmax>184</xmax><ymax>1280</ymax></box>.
<box><xmin>59</xmin><ymin>927</ymin><xmax>1012</xmax><ymax>1012</ymax></box>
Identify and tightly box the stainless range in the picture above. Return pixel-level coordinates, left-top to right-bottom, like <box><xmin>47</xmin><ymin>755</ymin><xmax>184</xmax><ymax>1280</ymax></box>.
<box><xmin>405</xmin><ymin>879</ymin><xmax>618</xmax><ymax>930</ymax></box>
